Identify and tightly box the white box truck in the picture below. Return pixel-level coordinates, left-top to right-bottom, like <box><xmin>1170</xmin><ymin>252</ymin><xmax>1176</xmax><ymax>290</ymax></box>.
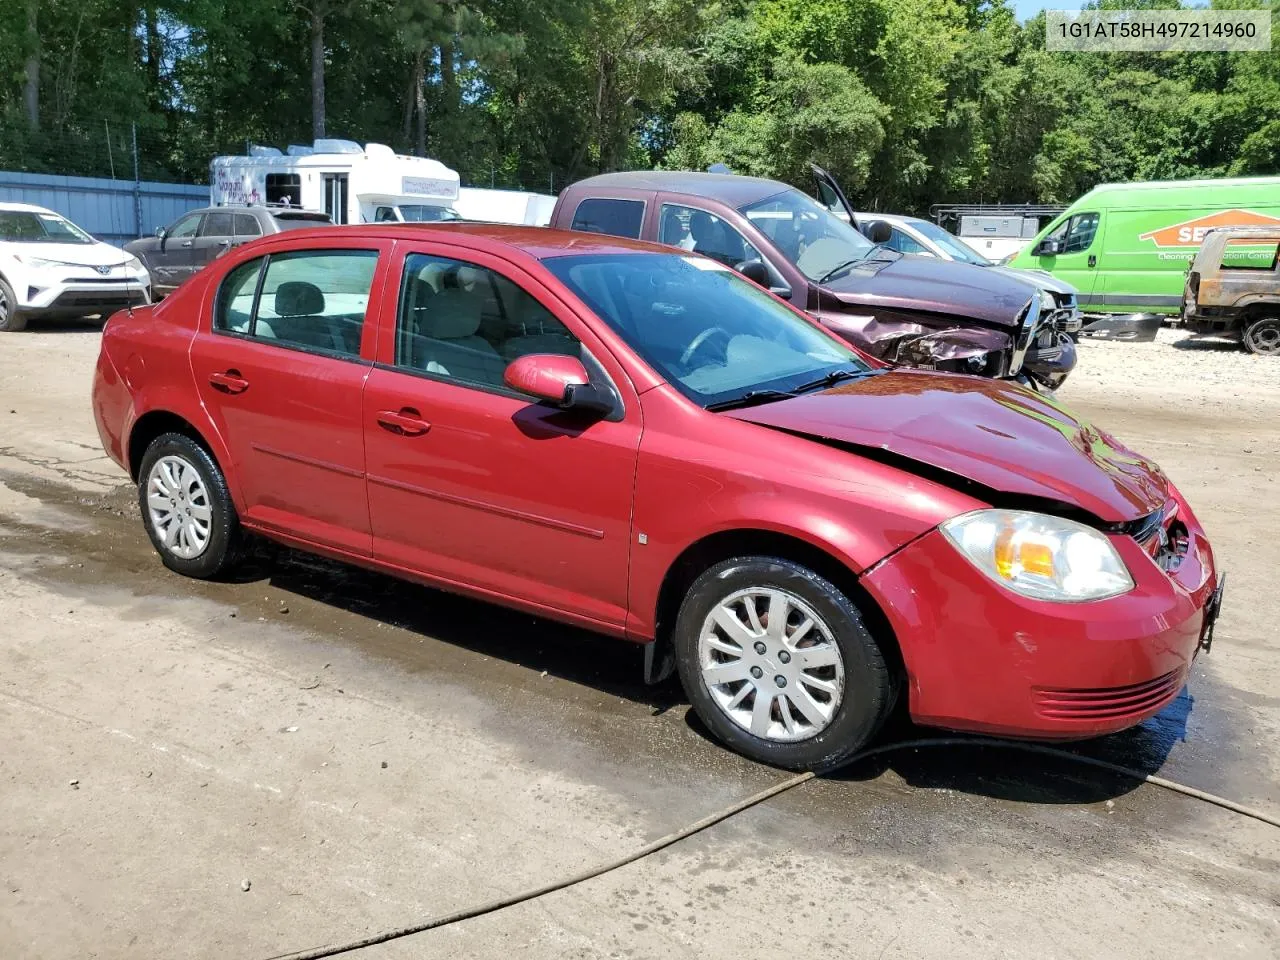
<box><xmin>210</xmin><ymin>140</ymin><xmax>461</xmax><ymax>225</ymax></box>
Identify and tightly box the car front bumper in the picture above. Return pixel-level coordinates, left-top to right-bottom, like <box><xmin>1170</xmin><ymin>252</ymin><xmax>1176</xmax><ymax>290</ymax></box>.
<box><xmin>862</xmin><ymin>489</ymin><xmax>1218</xmax><ymax>740</ymax></box>
<box><xmin>18</xmin><ymin>270</ymin><xmax>151</xmax><ymax>316</ymax></box>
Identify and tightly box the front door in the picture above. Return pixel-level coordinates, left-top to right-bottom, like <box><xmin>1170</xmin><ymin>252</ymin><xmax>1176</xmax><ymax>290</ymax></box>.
<box><xmin>362</xmin><ymin>244</ymin><xmax>641</xmax><ymax>629</ymax></box>
<box><xmin>151</xmin><ymin>211</ymin><xmax>204</xmax><ymax>292</ymax></box>
<box><xmin>1026</xmin><ymin>211</ymin><xmax>1102</xmax><ymax>303</ymax></box>
<box><xmin>189</xmin><ymin>242</ymin><xmax>388</xmax><ymax>555</ymax></box>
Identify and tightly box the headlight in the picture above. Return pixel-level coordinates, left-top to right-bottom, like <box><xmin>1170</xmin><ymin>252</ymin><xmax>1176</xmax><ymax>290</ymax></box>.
<box><xmin>125</xmin><ymin>255</ymin><xmax>144</xmax><ymax>271</ymax></box>
<box><xmin>940</xmin><ymin>509</ymin><xmax>1134</xmax><ymax>602</ymax></box>
<box><xmin>12</xmin><ymin>255</ymin><xmax>61</xmax><ymax>270</ymax></box>
<box><xmin>1038</xmin><ymin>288</ymin><xmax>1056</xmax><ymax>312</ymax></box>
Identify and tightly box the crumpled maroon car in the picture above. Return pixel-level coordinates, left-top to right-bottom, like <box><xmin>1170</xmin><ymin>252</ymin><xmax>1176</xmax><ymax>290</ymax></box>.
<box><xmin>91</xmin><ymin>224</ymin><xmax>1223</xmax><ymax>771</ymax></box>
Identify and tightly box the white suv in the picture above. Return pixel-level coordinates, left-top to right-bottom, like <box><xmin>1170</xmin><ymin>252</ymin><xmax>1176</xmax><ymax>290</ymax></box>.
<box><xmin>0</xmin><ymin>202</ymin><xmax>151</xmax><ymax>332</ymax></box>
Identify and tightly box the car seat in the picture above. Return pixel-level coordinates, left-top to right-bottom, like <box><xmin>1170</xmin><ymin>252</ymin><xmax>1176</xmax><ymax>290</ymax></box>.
<box><xmin>412</xmin><ymin>267</ymin><xmax>506</xmax><ymax>384</ymax></box>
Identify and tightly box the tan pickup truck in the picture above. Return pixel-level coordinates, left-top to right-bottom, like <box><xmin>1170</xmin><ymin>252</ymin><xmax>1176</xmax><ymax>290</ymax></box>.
<box><xmin>1182</xmin><ymin>225</ymin><xmax>1280</xmax><ymax>355</ymax></box>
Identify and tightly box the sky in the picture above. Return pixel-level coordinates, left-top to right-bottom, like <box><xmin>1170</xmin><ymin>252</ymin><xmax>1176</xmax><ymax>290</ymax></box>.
<box><xmin>1013</xmin><ymin>1</ymin><xmax>1088</xmax><ymax>20</ymax></box>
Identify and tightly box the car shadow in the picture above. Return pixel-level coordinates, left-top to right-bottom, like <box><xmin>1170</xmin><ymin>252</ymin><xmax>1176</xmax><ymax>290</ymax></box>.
<box><xmin>245</xmin><ymin>545</ymin><xmax>1192</xmax><ymax>806</ymax></box>
<box><xmin>1170</xmin><ymin>335</ymin><xmax>1242</xmax><ymax>352</ymax></box>
<box><xmin>22</xmin><ymin>316</ymin><xmax>108</xmax><ymax>334</ymax></box>
<box><xmin>817</xmin><ymin>688</ymin><xmax>1193</xmax><ymax>805</ymax></box>
<box><xmin>255</xmin><ymin>546</ymin><xmax>683</xmax><ymax>711</ymax></box>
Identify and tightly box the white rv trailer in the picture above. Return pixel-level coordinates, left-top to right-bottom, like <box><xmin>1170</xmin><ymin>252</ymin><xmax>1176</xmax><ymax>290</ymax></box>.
<box><xmin>454</xmin><ymin>187</ymin><xmax>557</xmax><ymax>226</ymax></box>
<box><xmin>209</xmin><ymin>140</ymin><xmax>461</xmax><ymax>225</ymax></box>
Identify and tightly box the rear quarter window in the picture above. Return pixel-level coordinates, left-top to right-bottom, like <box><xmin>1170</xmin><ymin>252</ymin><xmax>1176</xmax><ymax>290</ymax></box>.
<box><xmin>570</xmin><ymin>198</ymin><xmax>645</xmax><ymax>239</ymax></box>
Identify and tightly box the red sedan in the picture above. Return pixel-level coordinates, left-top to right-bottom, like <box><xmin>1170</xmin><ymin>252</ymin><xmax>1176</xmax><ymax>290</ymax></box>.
<box><xmin>91</xmin><ymin>224</ymin><xmax>1223</xmax><ymax>771</ymax></box>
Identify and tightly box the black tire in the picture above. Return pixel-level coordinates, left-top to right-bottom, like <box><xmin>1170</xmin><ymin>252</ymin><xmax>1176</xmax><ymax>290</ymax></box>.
<box><xmin>672</xmin><ymin>556</ymin><xmax>893</xmax><ymax>772</ymax></box>
<box><xmin>0</xmin><ymin>276</ymin><xmax>28</xmax><ymax>332</ymax></box>
<box><xmin>1243</xmin><ymin>317</ymin><xmax>1280</xmax><ymax>356</ymax></box>
<box><xmin>136</xmin><ymin>432</ymin><xmax>243</xmax><ymax>579</ymax></box>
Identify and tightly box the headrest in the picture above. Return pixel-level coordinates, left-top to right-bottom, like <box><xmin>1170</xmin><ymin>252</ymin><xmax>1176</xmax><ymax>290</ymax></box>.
<box><xmin>440</xmin><ymin>264</ymin><xmax>483</xmax><ymax>291</ymax></box>
<box><xmin>689</xmin><ymin>211</ymin><xmax>719</xmax><ymax>243</ymax></box>
<box><xmin>424</xmin><ymin>288</ymin><xmax>481</xmax><ymax>339</ymax></box>
<box><xmin>275</xmin><ymin>281</ymin><xmax>325</xmax><ymax>317</ymax></box>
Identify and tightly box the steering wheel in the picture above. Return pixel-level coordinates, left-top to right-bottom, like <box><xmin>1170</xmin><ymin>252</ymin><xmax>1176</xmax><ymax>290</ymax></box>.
<box><xmin>680</xmin><ymin>326</ymin><xmax>731</xmax><ymax>367</ymax></box>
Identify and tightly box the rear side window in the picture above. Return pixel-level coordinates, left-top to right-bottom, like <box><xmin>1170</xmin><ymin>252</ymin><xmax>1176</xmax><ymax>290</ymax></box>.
<box><xmin>571</xmin><ymin>198</ymin><xmax>644</xmax><ymax>238</ymax></box>
<box><xmin>233</xmin><ymin>214</ymin><xmax>262</xmax><ymax>238</ymax></box>
<box><xmin>213</xmin><ymin>250</ymin><xmax>378</xmax><ymax>358</ymax></box>
<box><xmin>1220</xmin><ymin>238</ymin><xmax>1280</xmax><ymax>271</ymax></box>
<box><xmin>202</xmin><ymin>212</ymin><xmax>234</xmax><ymax>237</ymax></box>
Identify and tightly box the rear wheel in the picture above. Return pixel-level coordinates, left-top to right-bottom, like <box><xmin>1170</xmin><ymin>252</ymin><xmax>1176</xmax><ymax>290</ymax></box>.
<box><xmin>672</xmin><ymin>556</ymin><xmax>893</xmax><ymax>771</ymax></box>
<box><xmin>137</xmin><ymin>433</ymin><xmax>243</xmax><ymax>578</ymax></box>
<box><xmin>1243</xmin><ymin>317</ymin><xmax>1280</xmax><ymax>356</ymax></box>
<box><xmin>0</xmin><ymin>277</ymin><xmax>28</xmax><ymax>332</ymax></box>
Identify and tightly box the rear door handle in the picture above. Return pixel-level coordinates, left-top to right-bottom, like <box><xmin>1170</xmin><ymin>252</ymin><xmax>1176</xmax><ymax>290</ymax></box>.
<box><xmin>377</xmin><ymin>408</ymin><xmax>431</xmax><ymax>437</ymax></box>
<box><xmin>209</xmin><ymin>370</ymin><xmax>249</xmax><ymax>394</ymax></box>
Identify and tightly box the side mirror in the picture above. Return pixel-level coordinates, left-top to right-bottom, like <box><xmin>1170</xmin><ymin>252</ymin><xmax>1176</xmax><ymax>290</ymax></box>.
<box><xmin>504</xmin><ymin>354</ymin><xmax>613</xmax><ymax>416</ymax></box>
<box><xmin>862</xmin><ymin>219</ymin><xmax>892</xmax><ymax>244</ymax></box>
<box><xmin>155</xmin><ymin>226</ymin><xmax>167</xmax><ymax>239</ymax></box>
<box><xmin>1037</xmin><ymin>238</ymin><xmax>1063</xmax><ymax>256</ymax></box>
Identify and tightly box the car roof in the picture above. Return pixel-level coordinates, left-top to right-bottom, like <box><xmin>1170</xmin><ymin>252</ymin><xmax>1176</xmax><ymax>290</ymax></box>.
<box><xmin>569</xmin><ymin>171</ymin><xmax>792</xmax><ymax>206</ymax></box>
<box><xmin>0</xmin><ymin>201</ymin><xmax>57</xmax><ymax>214</ymax></box>
<box><xmin>262</xmin><ymin>222</ymin><xmax>681</xmax><ymax>259</ymax></box>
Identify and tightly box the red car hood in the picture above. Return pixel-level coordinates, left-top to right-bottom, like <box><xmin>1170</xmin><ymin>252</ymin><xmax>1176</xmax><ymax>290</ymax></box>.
<box><xmin>725</xmin><ymin>371</ymin><xmax>1168</xmax><ymax>523</ymax></box>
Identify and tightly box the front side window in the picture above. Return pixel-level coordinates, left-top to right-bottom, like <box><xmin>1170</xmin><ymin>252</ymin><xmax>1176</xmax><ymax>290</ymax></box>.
<box><xmin>544</xmin><ymin>252</ymin><xmax>866</xmax><ymax>408</ymax></box>
<box><xmin>1044</xmin><ymin>213</ymin><xmax>1099</xmax><ymax>254</ymax></box>
<box><xmin>740</xmin><ymin>189</ymin><xmax>875</xmax><ymax>283</ymax></box>
<box><xmin>659</xmin><ymin>204</ymin><xmax>765</xmax><ymax>269</ymax></box>
<box><xmin>398</xmin><ymin>204</ymin><xmax>461</xmax><ymax>222</ymax></box>
<box><xmin>395</xmin><ymin>253</ymin><xmax>580</xmax><ymax>389</ymax></box>
<box><xmin>571</xmin><ymin>198</ymin><xmax>645</xmax><ymax>238</ymax></box>
<box><xmin>201</xmin><ymin>212</ymin><xmax>234</xmax><ymax>237</ymax></box>
<box><xmin>885</xmin><ymin>226</ymin><xmax>928</xmax><ymax>256</ymax></box>
<box><xmin>213</xmin><ymin>250</ymin><xmax>377</xmax><ymax>358</ymax></box>
<box><xmin>169</xmin><ymin>213</ymin><xmax>202</xmax><ymax>238</ymax></box>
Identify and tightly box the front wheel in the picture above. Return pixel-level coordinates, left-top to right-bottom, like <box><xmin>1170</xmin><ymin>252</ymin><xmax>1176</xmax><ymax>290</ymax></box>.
<box><xmin>672</xmin><ymin>557</ymin><xmax>893</xmax><ymax>771</ymax></box>
<box><xmin>1243</xmin><ymin>317</ymin><xmax>1280</xmax><ymax>356</ymax></box>
<box><xmin>0</xmin><ymin>277</ymin><xmax>28</xmax><ymax>332</ymax></box>
<box><xmin>137</xmin><ymin>432</ymin><xmax>243</xmax><ymax>578</ymax></box>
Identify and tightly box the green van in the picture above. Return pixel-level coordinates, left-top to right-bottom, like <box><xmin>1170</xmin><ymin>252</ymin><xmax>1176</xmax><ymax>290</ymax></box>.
<box><xmin>1008</xmin><ymin>176</ymin><xmax>1280</xmax><ymax>315</ymax></box>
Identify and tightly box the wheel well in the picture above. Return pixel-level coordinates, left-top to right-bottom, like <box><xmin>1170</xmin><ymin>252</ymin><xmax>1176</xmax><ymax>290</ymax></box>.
<box><xmin>127</xmin><ymin>411</ymin><xmax>214</xmax><ymax>480</ymax></box>
<box><xmin>653</xmin><ymin>529</ymin><xmax>904</xmax><ymax>676</ymax></box>
<box><xmin>1242</xmin><ymin>302</ymin><xmax>1280</xmax><ymax>321</ymax></box>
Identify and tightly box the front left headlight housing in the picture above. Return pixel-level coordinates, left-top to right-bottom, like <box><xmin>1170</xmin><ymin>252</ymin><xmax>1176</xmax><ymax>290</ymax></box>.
<box><xmin>12</xmin><ymin>254</ymin><xmax>61</xmax><ymax>270</ymax></box>
<box><xmin>941</xmin><ymin>509</ymin><xmax>1134</xmax><ymax>602</ymax></box>
<box><xmin>1038</xmin><ymin>288</ymin><xmax>1056</xmax><ymax>312</ymax></box>
<box><xmin>125</xmin><ymin>255</ymin><xmax>145</xmax><ymax>272</ymax></box>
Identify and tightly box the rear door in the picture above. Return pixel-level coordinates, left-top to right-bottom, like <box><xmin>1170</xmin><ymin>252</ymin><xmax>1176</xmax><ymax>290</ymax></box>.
<box><xmin>232</xmin><ymin>212</ymin><xmax>264</xmax><ymax>249</ymax></box>
<box><xmin>361</xmin><ymin>241</ymin><xmax>641</xmax><ymax>629</ymax></box>
<box><xmin>189</xmin><ymin>240</ymin><xmax>390</xmax><ymax>555</ymax></box>
<box><xmin>193</xmin><ymin>211</ymin><xmax>236</xmax><ymax>272</ymax></box>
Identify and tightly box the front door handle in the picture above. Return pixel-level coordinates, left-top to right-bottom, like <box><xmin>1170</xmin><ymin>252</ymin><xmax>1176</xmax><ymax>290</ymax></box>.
<box><xmin>181</xmin><ymin>239</ymin><xmax>194</xmax><ymax>248</ymax></box>
<box><xmin>1087</xmin><ymin>254</ymin><xmax>1097</xmax><ymax>268</ymax></box>
<box><xmin>377</xmin><ymin>408</ymin><xmax>431</xmax><ymax>437</ymax></box>
<box><xmin>209</xmin><ymin>370</ymin><xmax>249</xmax><ymax>394</ymax></box>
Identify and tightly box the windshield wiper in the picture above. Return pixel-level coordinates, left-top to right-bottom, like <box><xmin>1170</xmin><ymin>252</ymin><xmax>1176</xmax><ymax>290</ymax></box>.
<box><xmin>817</xmin><ymin>259</ymin><xmax>865</xmax><ymax>283</ymax></box>
<box><xmin>705</xmin><ymin>389</ymin><xmax>798</xmax><ymax>412</ymax></box>
<box><xmin>791</xmin><ymin>367</ymin><xmax>880</xmax><ymax>394</ymax></box>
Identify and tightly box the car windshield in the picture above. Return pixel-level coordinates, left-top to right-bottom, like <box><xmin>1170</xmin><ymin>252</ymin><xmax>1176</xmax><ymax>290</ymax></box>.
<box><xmin>0</xmin><ymin>210</ymin><xmax>94</xmax><ymax>244</ymax></box>
<box><xmin>911</xmin><ymin>219</ymin><xmax>993</xmax><ymax>265</ymax></box>
<box><xmin>739</xmin><ymin>189</ymin><xmax>875</xmax><ymax>283</ymax></box>
<box><xmin>398</xmin><ymin>204</ymin><xmax>462</xmax><ymax>222</ymax></box>
<box><xmin>543</xmin><ymin>252</ymin><xmax>870</xmax><ymax>408</ymax></box>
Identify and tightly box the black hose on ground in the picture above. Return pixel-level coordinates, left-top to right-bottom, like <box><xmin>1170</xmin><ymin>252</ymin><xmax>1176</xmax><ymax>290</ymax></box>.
<box><xmin>260</xmin><ymin>736</ymin><xmax>1279</xmax><ymax>960</ymax></box>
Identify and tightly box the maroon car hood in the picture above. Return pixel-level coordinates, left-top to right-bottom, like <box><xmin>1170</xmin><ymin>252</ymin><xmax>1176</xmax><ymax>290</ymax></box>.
<box><xmin>823</xmin><ymin>254</ymin><xmax>1034</xmax><ymax>326</ymax></box>
<box><xmin>726</xmin><ymin>371</ymin><xmax>1168</xmax><ymax>522</ymax></box>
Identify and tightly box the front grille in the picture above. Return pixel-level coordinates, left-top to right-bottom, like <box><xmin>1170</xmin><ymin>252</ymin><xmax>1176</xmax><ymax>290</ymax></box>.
<box><xmin>62</xmin><ymin>277</ymin><xmax>138</xmax><ymax>285</ymax></box>
<box><xmin>50</xmin><ymin>291</ymin><xmax>147</xmax><ymax>308</ymax></box>
<box><xmin>1033</xmin><ymin>670</ymin><xmax>1184</xmax><ymax>721</ymax></box>
<box><xmin>1122</xmin><ymin>502</ymin><xmax>1186</xmax><ymax>572</ymax></box>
